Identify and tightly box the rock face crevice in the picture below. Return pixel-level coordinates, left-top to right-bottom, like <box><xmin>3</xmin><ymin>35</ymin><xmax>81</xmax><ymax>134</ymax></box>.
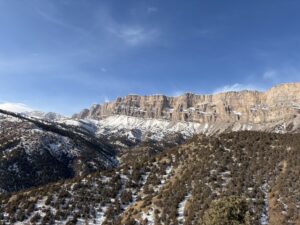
<box><xmin>74</xmin><ymin>83</ymin><xmax>300</xmax><ymax>127</ymax></box>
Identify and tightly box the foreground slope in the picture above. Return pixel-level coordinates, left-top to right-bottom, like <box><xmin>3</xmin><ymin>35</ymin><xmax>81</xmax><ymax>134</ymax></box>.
<box><xmin>1</xmin><ymin>131</ymin><xmax>299</xmax><ymax>225</ymax></box>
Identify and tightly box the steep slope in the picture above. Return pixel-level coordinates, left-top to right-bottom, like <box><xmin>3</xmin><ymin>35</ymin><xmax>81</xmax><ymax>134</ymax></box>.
<box><xmin>0</xmin><ymin>109</ymin><xmax>117</xmax><ymax>194</ymax></box>
<box><xmin>74</xmin><ymin>83</ymin><xmax>300</xmax><ymax>134</ymax></box>
<box><xmin>1</xmin><ymin>131</ymin><xmax>299</xmax><ymax>225</ymax></box>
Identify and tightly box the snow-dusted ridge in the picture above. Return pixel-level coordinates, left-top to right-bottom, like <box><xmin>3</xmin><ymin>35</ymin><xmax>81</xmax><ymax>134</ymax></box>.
<box><xmin>95</xmin><ymin>115</ymin><xmax>209</xmax><ymax>139</ymax></box>
<box><xmin>58</xmin><ymin>113</ymin><xmax>300</xmax><ymax>146</ymax></box>
<box><xmin>24</xmin><ymin>111</ymin><xmax>66</xmax><ymax>121</ymax></box>
<box><xmin>60</xmin><ymin>115</ymin><xmax>210</xmax><ymax>142</ymax></box>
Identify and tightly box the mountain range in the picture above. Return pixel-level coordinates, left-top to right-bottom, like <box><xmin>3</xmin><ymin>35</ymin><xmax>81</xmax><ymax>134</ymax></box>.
<box><xmin>0</xmin><ymin>82</ymin><xmax>300</xmax><ymax>225</ymax></box>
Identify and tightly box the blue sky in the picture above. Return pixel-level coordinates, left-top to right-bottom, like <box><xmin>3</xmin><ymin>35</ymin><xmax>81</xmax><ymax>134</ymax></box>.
<box><xmin>0</xmin><ymin>0</ymin><xmax>300</xmax><ymax>115</ymax></box>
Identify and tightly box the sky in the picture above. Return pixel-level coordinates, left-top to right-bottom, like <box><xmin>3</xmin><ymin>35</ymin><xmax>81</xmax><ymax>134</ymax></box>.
<box><xmin>0</xmin><ymin>0</ymin><xmax>300</xmax><ymax>115</ymax></box>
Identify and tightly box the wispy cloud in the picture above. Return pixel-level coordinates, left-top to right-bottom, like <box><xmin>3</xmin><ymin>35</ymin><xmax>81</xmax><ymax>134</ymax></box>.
<box><xmin>0</xmin><ymin>54</ymin><xmax>59</xmax><ymax>74</ymax></box>
<box><xmin>261</xmin><ymin>67</ymin><xmax>300</xmax><ymax>83</ymax></box>
<box><xmin>108</xmin><ymin>25</ymin><xmax>159</xmax><ymax>46</ymax></box>
<box><xmin>213</xmin><ymin>83</ymin><xmax>262</xmax><ymax>94</ymax></box>
<box><xmin>33</xmin><ymin>4</ymin><xmax>89</xmax><ymax>37</ymax></box>
<box><xmin>93</xmin><ymin>6</ymin><xmax>160</xmax><ymax>47</ymax></box>
<box><xmin>147</xmin><ymin>7</ymin><xmax>158</xmax><ymax>14</ymax></box>
<box><xmin>0</xmin><ymin>102</ymin><xmax>33</xmax><ymax>113</ymax></box>
<box><xmin>263</xmin><ymin>70</ymin><xmax>278</xmax><ymax>80</ymax></box>
<box><xmin>101</xmin><ymin>67</ymin><xmax>107</xmax><ymax>73</ymax></box>
<box><xmin>35</xmin><ymin>7</ymin><xmax>67</xmax><ymax>27</ymax></box>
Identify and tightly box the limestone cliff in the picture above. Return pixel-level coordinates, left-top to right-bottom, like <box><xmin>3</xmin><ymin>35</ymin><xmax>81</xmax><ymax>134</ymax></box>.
<box><xmin>73</xmin><ymin>83</ymin><xmax>300</xmax><ymax>133</ymax></box>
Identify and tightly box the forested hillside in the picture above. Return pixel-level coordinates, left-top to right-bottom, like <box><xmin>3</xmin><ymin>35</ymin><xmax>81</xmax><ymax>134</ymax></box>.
<box><xmin>1</xmin><ymin>131</ymin><xmax>299</xmax><ymax>225</ymax></box>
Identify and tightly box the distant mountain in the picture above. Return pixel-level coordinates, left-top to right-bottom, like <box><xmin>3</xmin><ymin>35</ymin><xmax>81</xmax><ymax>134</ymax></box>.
<box><xmin>74</xmin><ymin>82</ymin><xmax>300</xmax><ymax>134</ymax></box>
<box><xmin>24</xmin><ymin>111</ymin><xmax>66</xmax><ymax>121</ymax></box>
<box><xmin>0</xmin><ymin>109</ymin><xmax>116</xmax><ymax>193</ymax></box>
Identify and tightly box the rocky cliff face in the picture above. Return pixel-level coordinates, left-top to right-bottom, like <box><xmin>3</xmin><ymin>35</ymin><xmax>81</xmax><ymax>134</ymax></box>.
<box><xmin>74</xmin><ymin>83</ymin><xmax>300</xmax><ymax>133</ymax></box>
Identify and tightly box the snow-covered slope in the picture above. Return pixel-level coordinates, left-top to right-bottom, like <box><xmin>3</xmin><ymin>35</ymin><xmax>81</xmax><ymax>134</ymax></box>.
<box><xmin>24</xmin><ymin>111</ymin><xmax>66</xmax><ymax>121</ymax></box>
<box><xmin>0</xmin><ymin>110</ymin><xmax>116</xmax><ymax>193</ymax></box>
<box><xmin>58</xmin><ymin>114</ymin><xmax>300</xmax><ymax>150</ymax></box>
<box><xmin>93</xmin><ymin>115</ymin><xmax>209</xmax><ymax>140</ymax></box>
<box><xmin>57</xmin><ymin>115</ymin><xmax>198</xmax><ymax>150</ymax></box>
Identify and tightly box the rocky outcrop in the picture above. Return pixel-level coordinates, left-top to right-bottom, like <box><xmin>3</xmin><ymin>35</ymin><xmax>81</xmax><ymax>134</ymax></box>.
<box><xmin>74</xmin><ymin>83</ymin><xmax>300</xmax><ymax>129</ymax></box>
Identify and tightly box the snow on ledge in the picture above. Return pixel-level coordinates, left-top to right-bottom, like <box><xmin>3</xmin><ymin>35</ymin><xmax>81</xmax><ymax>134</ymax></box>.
<box><xmin>94</xmin><ymin>115</ymin><xmax>210</xmax><ymax>139</ymax></box>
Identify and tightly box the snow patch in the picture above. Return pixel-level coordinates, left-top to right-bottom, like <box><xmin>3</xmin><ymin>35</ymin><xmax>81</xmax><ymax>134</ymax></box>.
<box><xmin>177</xmin><ymin>193</ymin><xmax>191</xmax><ymax>225</ymax></box>
<box><xmin>141</xmin><ymin>208</ymin><xmax>154</xmax><ymax>225</ymax></box>
<box><xmin>260</xmin><ymin>183</ymin><xmax>269</xmax><ymax>225</ymax></box>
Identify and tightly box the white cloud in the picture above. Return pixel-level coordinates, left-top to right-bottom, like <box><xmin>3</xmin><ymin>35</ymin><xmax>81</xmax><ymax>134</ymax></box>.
<box><xmin>213</xmin><ymin>83</ymin><xmax>261</xmax><ymax>94</ymax></box>
<box><xmin>0</xmin><ymin>102</ymin><xmax>33</xmax><ymax>113</ymax></box>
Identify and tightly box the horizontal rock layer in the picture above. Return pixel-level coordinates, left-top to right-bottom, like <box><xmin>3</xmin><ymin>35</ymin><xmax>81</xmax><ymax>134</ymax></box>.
<box><xmin>74</xmin><ymin>83</ymin><xmax>300</xmax><ymax>128</ymax></box>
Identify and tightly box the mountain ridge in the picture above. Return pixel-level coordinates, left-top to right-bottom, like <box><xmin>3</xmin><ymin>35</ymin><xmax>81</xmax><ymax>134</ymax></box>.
<box><xmin>0</xmin><ymin>109</ymin><xmax>117</xmax><ymax>193</ymax></box>
<box><xmin>73</xmin><ymin>82</ymin><xmax>300</xmax><ymax>134</ymax></box>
